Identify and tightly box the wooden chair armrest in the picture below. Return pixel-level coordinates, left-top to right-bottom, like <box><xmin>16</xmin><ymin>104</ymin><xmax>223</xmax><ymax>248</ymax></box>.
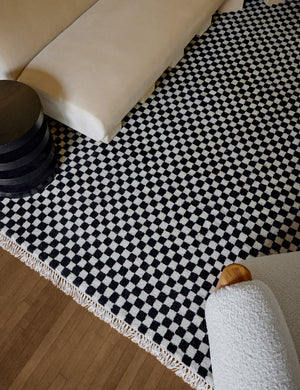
<box><xmin>216</xmin><ymin>264</ymin><xmax>252</xmax><ymax>290</ymax></box>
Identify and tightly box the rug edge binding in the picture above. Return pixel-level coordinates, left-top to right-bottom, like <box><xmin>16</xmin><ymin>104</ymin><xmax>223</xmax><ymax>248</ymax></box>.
<box><xmin>0</xmin><ymin>232</ymin><xmax>211</xmax><ymax>390</ymax></box>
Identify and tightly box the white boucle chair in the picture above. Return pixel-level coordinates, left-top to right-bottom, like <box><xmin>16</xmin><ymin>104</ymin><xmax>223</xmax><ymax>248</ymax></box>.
<box><xmin>205</xmin><ymin>252</ymin><xmax>300</xmax><ymax>390</ymax></box>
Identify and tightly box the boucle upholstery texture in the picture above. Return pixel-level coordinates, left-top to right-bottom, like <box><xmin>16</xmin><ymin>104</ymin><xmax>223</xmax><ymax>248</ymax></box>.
<box><xmin>206</xmin><ymin>280</ymin><xmax>300</xmax><ymax>390</ymax></box>
<box><xmin>17</xmin><ymin>0</ymin><xmax>223</xmax><ymax>142</ymax></box>
<box><xmin>243</xmin><ymin>251</ymin><xmax>300</xmax><ymax>358</ymax></box>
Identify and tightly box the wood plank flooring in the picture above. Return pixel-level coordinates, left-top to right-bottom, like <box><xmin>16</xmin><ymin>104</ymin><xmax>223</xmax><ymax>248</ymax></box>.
<box><xmin>0</xmin><ymin>248</ymin><xmax>191</xmax><ymax>390</ymax></box>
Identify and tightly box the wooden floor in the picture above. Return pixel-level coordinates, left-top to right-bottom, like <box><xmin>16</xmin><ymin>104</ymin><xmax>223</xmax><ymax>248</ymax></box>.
<box><xmin>0</xmin><ymin>248</ymin><xmax>191</xmax><ymax>390</ymax></box>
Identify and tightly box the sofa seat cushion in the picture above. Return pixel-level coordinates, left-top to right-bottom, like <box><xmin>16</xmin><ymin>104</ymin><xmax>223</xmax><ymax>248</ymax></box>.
<box><xmin>18</xmin><ymin>0</ymin><xmax>223</xmax><ymax>142</ymax></box>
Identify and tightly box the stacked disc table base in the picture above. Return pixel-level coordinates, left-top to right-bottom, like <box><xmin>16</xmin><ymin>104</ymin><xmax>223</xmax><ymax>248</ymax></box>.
<box><xmin>0</xmin><ymin>80</ymin><xmax>56</xmax><ymax>198</ymax></box>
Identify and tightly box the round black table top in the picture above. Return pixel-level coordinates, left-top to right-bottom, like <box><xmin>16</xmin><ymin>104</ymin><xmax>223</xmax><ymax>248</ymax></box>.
<box><xmin>0</xmin><ymin>80</ymin><xmax>42</xmax><ymax>146</ymax></box>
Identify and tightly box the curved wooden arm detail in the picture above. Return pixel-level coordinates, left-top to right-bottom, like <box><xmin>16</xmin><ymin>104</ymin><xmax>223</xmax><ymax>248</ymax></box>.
<box><xmin>216</xmin><ymin>264</ymin><xmax>252</xmax><ymax>290</ymax></box>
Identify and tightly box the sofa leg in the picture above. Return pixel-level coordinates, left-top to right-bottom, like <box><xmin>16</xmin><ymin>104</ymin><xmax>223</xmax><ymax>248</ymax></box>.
<box><xmin>218</xmin><ymin>0</ymin><xmax>244</xmax><ymax>13</ymax></box>
<box><xmin>197</xmin><ymin>16</ymin><xmax>212</xmax><ymax>37</ymax></box>
<box><xmin>139</xmin><ymin>84</ymin><xmax>155</xmax><ymax>104</ymax></box>
<box><xmin>264</xmin><ymin>0</ymin><xmax>285</xmax><ymax>5</ymax></box>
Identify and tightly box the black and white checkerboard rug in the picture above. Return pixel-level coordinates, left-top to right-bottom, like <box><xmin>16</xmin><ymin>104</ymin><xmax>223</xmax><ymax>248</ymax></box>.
<box><xmin>1</xmin><ymin>0</ymin><xmax>299</xmax><ymax>388</ymax></box>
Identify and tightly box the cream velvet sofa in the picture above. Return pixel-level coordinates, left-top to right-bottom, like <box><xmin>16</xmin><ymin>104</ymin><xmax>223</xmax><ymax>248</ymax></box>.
<box><xmin>1</xmin><ymin>0</ymin><xmax>247</xmax><ymax>143</ymax></box>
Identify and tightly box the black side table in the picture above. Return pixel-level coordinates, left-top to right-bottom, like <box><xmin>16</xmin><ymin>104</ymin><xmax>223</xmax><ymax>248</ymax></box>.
<box><xmin>0</xmin><ymin>80</ymin><xmax>56</xmax><ymax>198</ymax></box>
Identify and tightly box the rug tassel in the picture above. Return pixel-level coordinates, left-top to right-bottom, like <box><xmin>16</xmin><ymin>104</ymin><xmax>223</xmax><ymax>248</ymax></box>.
<box><xmin>0</xmin><ymin>232</ymin><xmax>211</xmax><ymax>390</ymax></box>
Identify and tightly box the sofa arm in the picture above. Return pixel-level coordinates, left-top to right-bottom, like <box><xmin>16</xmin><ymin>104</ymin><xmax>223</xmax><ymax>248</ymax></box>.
<box><xmin>0</xmin><ymin>0</ymin><xmax>97</xmax><ymax>80</ymax></box>
<box><xmin>206</xmin><ymin>280</ymin><xmax>300</xmax><ymax>390</ymax></box>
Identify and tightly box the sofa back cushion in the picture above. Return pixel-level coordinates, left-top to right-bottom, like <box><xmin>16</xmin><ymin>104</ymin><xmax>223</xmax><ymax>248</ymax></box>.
<box><xmin>0</xmin><ymin>0</ymin><xmax>98</xmax><ymax>80</ymax></box>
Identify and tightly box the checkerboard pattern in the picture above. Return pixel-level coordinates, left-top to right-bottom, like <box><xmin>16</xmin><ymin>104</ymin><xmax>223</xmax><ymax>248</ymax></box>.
<box><xmin>1</xmin><ymin>0</ymin><xmax>299</xmax><ymax>382</ymax></box>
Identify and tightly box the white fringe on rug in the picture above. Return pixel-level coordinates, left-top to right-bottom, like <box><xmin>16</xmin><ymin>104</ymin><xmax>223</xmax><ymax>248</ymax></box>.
<box><xmin>0</xmin><ymin>232</ymin><xmax>212</xmax><ymax>390</ymax></box>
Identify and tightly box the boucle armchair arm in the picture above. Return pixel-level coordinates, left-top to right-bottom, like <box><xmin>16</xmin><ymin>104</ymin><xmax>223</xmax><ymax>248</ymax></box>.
<box><xmin>206</xmin><ymin>266</ymin><xmax>300</xmax><ymax>390</ymax></box>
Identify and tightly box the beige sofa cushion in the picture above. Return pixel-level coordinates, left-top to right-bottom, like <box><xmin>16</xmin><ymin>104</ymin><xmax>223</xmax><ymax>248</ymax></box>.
<box><xmin>18</xmin><ymin>0</ymin><xmax>223</xmax><ymax>142</ymax></box>
<box><xmin>0</xmin><ymin>0</ymin><xmax>97</xmax><ymax>80</ymax></box>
